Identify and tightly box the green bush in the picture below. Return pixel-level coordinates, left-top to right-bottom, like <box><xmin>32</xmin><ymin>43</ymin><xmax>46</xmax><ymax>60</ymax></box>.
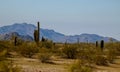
<box><xmin>38</xmin><ymin>47</ymin><xmax>52</xmax><ymax>63</ymax></box>
<box><xmin>62</xmin><ymin>45</ymin><xmax>78</xmax><ymax>59</ymax></box>
<box><xmin>94</xmin><ymin>55</ymin><xmax>108</xmax><ymax>66</ymax></box>
<box><xmin>107</xmin><ymin>48</ymin><xmax>116</xmax><ymax>63</ymax></box>
<box><xmin>70</xmin><ymin>60</ymin><xmax>92</xmax><ymax>72</ymax></box>
<box><xmin>0</xmin><ymin>44</ymin><xmax>21</xmax><ymax>72</ymax></box>
<box><xmin>0</xmin><ymin>61</ymin><xmax>21</xmax><ymax>72</ymax></box>
<box><xmin>42</xmin><ymin>41</ymin><xmax>53</xmax><ymax>49</ymax></box>
<box><xmin>0</xmin><ymin>49</ymin><xmax>7</xmax><ymax>61</ymax></box>
<box><xmin>105</xmin><ymin>42</ymin><xmax>118</xmax><ymax>63</ymax></box>
<box><xmin>18</xmin><ymin>42</ymin><xmax>39</xmax><ymax>58</ymax></box>
<box><xmin>78</xmin><ymin>49</ymin><xmax>96</xmax><ymax>66</ymax></box>
<box><xmin>38</xmin><ymin>53</ymin><xmax>51</xmax><ymax>63</ymax></box>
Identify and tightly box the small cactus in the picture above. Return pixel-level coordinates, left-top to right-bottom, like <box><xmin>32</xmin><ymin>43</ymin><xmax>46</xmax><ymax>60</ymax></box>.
<box><xmin>77</xmin><ymin>38</ymin><xmax>79</xmax><ymax>44</ymax></box>
<box><xmin>41</xmin><ymin>36</ymin><xmax>45</xmax><ymax>42</ymax></box>
<box><xmin>96</xmin><ymin>41</ymin><xmax>98</xmax><ymax>47</ymax></box>
<box><xmin>14</xmin><ymin>36</ymin><xmax>17</xmax><ymax>46</ymax></box>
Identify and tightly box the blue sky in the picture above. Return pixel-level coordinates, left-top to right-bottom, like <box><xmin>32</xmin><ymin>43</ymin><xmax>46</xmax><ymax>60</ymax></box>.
<box><xmin>0</xmin><ymin>0</ymin><xmax>120</xmax><ymax>40</ymax></box>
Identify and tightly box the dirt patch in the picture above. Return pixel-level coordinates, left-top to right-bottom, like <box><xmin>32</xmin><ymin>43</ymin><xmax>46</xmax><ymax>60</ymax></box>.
<box><xmin>10</xmin><ymin>57</ymin><xmax>120</xmax><ymax>72</ymax></box>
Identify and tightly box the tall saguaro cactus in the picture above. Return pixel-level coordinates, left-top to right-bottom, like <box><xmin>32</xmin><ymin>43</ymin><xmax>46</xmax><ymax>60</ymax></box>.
<box><xmin>34</xmin><ymin>30</ymin><xmax>39</xmax><ymax>43</ymax></box>
<box><xmin>37</xmin><ymin>22</ymin><xmax>40</xmax><ymax>41</ymax></box>
<box><xmin>34</xmin><ymin>22</ymin><xmax>40</xmax><ymax>43</ymax></box>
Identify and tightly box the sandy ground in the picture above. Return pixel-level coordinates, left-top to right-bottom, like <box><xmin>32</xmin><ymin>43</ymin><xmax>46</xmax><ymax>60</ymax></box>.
<box><xmin>11</xmin><ymin>57</ymin><xmax>120</xmax><ymax>72</ymax></box>
<box><xmin>94</xmin><ymin>58</ymin><xmax>120</xmax><ymax>72</ymax></box>
<box><xmin>12</xmin><ymin>57</ymin><xmax>73</xmax><ymax>72</ymax></box>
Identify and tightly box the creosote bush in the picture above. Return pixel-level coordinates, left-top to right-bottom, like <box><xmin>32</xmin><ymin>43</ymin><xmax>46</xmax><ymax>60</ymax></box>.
<box><xmin>94</xmin><ymin>55</ymin><xmax>108</xmax><ymax>66</ymax></box>
<box><xmin>70</xmin><ymin>60</ymin><xmax>92</xmax><ymax>72</ymax></box>
<box><xmin>62</xmin><ymin>44</ymin><xmax>78</xmax><ymax>59</ymax></box>
<box><xmin>107</xmin><ymin>50</ymin><xmax>116</xmax><ymax>64</ymax></box>
<box><xmin>0</xmin><ymin>42</ymin><xmax>21</xmax><ymax>72</ymax></box>
<box><xmin>0</xmin><ymin>61</ymin><xmax>21</xmax><ymax>72</ymax></box>
<box><xmin>38</xmin><ymin>47</ymin><xmax>52</xmax><ymax>63</ymax></box>
<box><xmin>38</xmin><ymin>53</ymin><xmax>51</xmax><ymax>63</ymax></box>
<box><xmin>0</xmin><ymin>40</ymin><xmax>120</xmax><ymax>71</ymax></box>
<box><xmin>0</xmin><ymin>49</ymin><xmax>8</xmax><ymax>61</ymax></box>
<box><xmin>41</xmin><ymin>41</ymin><xmax>53</xmax><ymax>49</ymax></box>
<box><xmin>18</xmin><ymin>42</ymin><xmax>39</xmax><ymax>58</ymax></box>
<box><xmin>78</xmin><ymin>48</ymin><xmax>96</xmax><ymax>66</ymax></box>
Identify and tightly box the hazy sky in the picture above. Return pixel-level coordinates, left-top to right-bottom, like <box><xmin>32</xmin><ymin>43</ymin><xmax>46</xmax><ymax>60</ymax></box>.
<box><xmin>0</xmin><ymin>0</ymin><xmax>120</xmax><ymax>40</ymax></box>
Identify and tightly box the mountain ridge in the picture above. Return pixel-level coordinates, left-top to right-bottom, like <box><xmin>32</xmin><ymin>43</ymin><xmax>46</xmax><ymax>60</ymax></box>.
<box><xmin>0</xmin><ymin>23</ymin><xmax>118</xmax><ymax>43</ymax></box>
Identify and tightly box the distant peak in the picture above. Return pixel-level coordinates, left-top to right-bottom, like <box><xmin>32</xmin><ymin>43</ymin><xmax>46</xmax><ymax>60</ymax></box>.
<box><xmin>12</xmin><ymin>23</ymin><xmax>36</xmax><ymax>27</ymax></box>
<box><xmin>81</xmin><ymin>33</ymin><xmax>99</xmax><ymax>36</ymax></box>
<box><xmin>13</xmin><ymin>23</ymin><xmax>30</xmax><ymax>25</ymax></box>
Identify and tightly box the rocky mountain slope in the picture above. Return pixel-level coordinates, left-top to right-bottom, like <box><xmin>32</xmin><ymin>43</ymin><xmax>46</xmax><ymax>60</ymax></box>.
<box><xmin>0</xmin><ymin>23</ymin><xmax>118</xmax><ymax>43</ymax></box>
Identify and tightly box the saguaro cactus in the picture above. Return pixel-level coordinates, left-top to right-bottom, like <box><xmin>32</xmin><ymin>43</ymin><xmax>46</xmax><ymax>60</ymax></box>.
<box><xmin>34</xmin><ymin>22</ymin><xmax>40</xmax><ymax>43</ymax></box>
<box><xmin>96</xmin><ymin>41</ymin><xmax>98</xmax><ymax>48</ymax></box>
<box><xmin>100</xmin><ymin>40</ymin><xmax>104</xmax><ymax>51</ymax></box>
<box><xmin>41</xmin><ymin>36</ymin><xmax>45</xmax><ymax>42</ymax></box>
<box><xmin>14</xmin><ymin>36</ymin><xmax>17</xmax><ymax>46</ymax></box>
<box><xmin>34</xmin><ymin>30</ymin><xmax>39</xmax><ymax>43</ymax></box>
<box><xmin>37</xmin><ymin>22</ymin><xmax>40</xmax><ymax>41</ymax></box>
<box><xmin>77</xmin><ymin>38</ymin><xmax>79</xmax><ymax>44</ymax></box>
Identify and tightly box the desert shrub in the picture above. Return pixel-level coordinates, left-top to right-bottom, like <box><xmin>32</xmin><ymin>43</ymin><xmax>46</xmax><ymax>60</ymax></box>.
<box><xmin>0</xmin><ymin>43</ymin><xmax>21</xmax><ymax>72</ymax></box>
<box><xmin>39</xmin><ymin>47</ymin><xmax>52</xmax><ymax>53</ymax></box>
<box><xmin>49</xmin><ymin>43</ymin><xmax>65</xmax><ymax>56</ymax></box>
<box><xmin>38</xmin><ymin>48</ymin><xmax>53</xmax><ymax>63</ymax></box>
<box><xmin>0</xmin><ymin>41</ymin><xmax>12</xmax><ymax>52</ymax></box>
<box><xmin>106</xmin><ymin>48</ymin><xmax>116</xmax><ymax>63</ymax></box>
<box><xmin>38</xmin><ymin>53</ymin><xmax>51</xmax><ymax>63</ymax></box>
<box><xmin>78</xmin><ymin>49</ymin><xmax>95</xmax><ymax>66</ymax></box>
<box><xmin>112</xmin><ymin>42</ymin><xmax>120</xmax><ymax>56</ymax></box>
<box><xmin>77</xmin><ymin>43</ymin><xmax>98</xmax><ymax>66</ymax></box>
<box><xmin>105</xmin><ymin>42</ymin><xmax>120</xmax><ymax>55</ymax></box>
<box><xmin>41</xmin><ymin>41</ymin><xmax>53</xmax><ymax>49</ymax></box>
<box><xmin>0</xmin><ymin>61</ymin><xmax>21</xmax><ymax>72</ymax></box>
<box><xmin>94</xmin><ymin>55</ymin><xmax>108</xmax><ymax>66</ymax></box>
<box><xmin>62</xmin><ymin>44</ymin><xmax>78</xmax><ymax>59</ymax></box>
<box><xmin>105</xmin><ymin>42</ymin><xmax>118</xmax><ymax>63</ymax></box>
<box><xmin>18</xmin><ymin>42</ymin><xmax>39</xmax><ymax>58</ymax></box>
<box><xmin>0</xmin><ymin>49</ymin><xmax>8</xmax><ymax>61</ymax></box>
<box><xmin>70</xmin><ymin>60</ymin><xmax>92</xmax><ymax>72</ymax></box>
<box><xmin>0</xmin><ymin>42</ymin><xmax>7</xmax><ymax>51</ymax></box>
<box><xmin>78</xmin><ymin>43</ymin><xmax>109</xmax><ymax>66</ymax></box>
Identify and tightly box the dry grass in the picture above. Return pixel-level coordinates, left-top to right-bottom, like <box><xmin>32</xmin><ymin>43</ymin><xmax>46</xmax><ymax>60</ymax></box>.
<box><xmin>94</xmin><ymin>56</ymin><xmax>120</xmax><ymax>72</ymax></box>
<box><xmin>1</xmin><ymin>41</ymin><xmax>120</xmax><ymax>72</ymax></box>
<box><xmin>8</xmin><ymin>56</ymin><xmax>120</xmax><ymax>72</ymax></box>
<box><xmin>10</xmin><ymin>57</ymin><xmax>75</xmax><ymax>72</ymax></box>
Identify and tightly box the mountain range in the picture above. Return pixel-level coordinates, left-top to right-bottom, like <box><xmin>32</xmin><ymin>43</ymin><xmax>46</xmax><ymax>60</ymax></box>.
<box><xmin>0</xmin><ymin>23</ymin><xmax>118</xmax><ymax>43</ymax></box>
